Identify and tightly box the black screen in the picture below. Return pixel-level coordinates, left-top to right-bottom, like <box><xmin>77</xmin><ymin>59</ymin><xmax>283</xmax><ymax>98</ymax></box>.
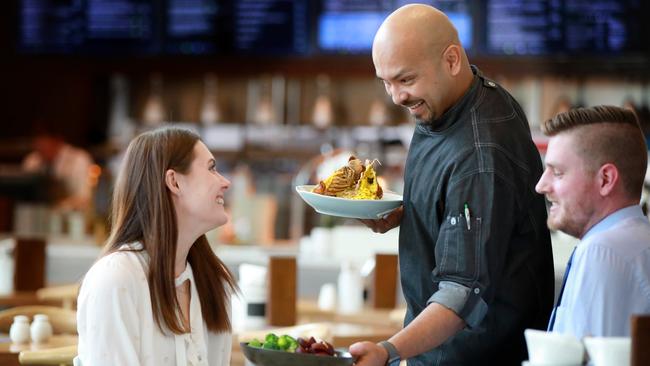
<box><xmin>17</xmin><ymin>0</ymin><xmax>312</xmax><ymax>55</ymax></box>
<box><xmin>317</xmin><ymin>0</ymin><xmax>473</xmax><ymax>53</ymax></box>
<box><xmin>486</xmin><ymin>0</ymin><xmax>649</xmax><ymax>55</ymax></box>
<box><xmin>15</xmin><ymin>0</ymin><xmax>650</xmax><ymax>57</ymax></box>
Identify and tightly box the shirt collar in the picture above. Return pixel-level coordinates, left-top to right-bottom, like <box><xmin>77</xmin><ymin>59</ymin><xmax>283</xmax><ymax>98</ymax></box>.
<box><xmin>174</xmin><ymin>262</ymin><xmax>194</xmax><ymax>286</ymax></box>
<box><xmin>582</xmin><ymin>205</ymin><xmax>644</xmax><ymax>242</ymax></box>
<box><xmin>419</xmin><ymin>65</ymin><xmax>481</xmax><ymax>133</ymax></box>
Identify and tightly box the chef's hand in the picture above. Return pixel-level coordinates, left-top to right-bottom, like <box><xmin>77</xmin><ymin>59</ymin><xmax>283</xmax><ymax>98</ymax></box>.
<box><xmin>349</xmin><ymin>341</ymin><xmax>388</xmax><ymax>366</ymax></box>
<box><xmin>359</xmin><ymin>206</ymin><xmax>403</xmax><ymax>234</ymax></box>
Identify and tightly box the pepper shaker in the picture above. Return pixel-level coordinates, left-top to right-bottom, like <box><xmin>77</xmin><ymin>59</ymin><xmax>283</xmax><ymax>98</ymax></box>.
<box><xmin>30</xmin><ymin>314</ymin><xmax>53</xmax><ymax>343</ymax></box>
<box><xmin>9</xmin><ymin>315</ymin><xmax>30</xmax><ymax>344</ymax></box>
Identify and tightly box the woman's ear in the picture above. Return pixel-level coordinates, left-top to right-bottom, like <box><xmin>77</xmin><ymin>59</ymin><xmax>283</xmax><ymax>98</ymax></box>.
<box><xmin>165</xmin><ymin>169</ymin><xmax>181</xmax><ymax>195</ymax></box>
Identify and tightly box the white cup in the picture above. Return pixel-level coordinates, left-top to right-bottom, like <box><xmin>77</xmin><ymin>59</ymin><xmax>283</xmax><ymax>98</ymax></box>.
<box><xmin>317</xmin><ymin>283</ymin><xmax>337</xmax><ymax>311</ymax></box>
<box><xmin>524</xmin><ymin>329</ymin><xmax>584</xmax><ymax>365</ymax></box>
<box><xmin>584</xmin><ymin>337</ymin><xmax>630</xmax><ymax>366</ymax></box>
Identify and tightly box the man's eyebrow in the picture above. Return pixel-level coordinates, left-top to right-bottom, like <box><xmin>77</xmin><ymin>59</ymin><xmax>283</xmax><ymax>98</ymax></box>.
<box><xmin>377</xmin><ymin>69</ymin><xmax>411</xmax><ymax>82</ymax></box>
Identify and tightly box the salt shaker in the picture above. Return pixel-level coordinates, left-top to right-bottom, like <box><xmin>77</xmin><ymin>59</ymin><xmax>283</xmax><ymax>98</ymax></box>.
<box><xmin>338</xmin><ymin>261</ymin><xmax>364</xmax><ymax>314</ymax></box>
<box><xmin>9</xmin><ymin>315</ymin><xmax>30</xmax><ymax>344</ymax></box>
<box><xmin>30</xmin><ymin>314</ymin><xmax>53</xmax><ymax>343</ymax></box>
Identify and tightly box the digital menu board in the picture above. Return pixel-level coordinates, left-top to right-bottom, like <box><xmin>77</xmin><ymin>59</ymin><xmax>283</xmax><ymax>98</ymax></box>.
<box><xmin>17</xmin><ymin>0</ymin><xmax>311</xmax><ymax>55</ymax></box>
<box><xmin>486</xmin><ymin>0</ymin><xmax>648</xmax><ymax>55</ymax></box>
<box><xmin>15</xmin><ymin>0</ymin><xmax>650</xmax><ymax>57</ymax></box>
<box><xmin>20</xmin><ymin>0</ymin><xmax>158</xmax><ymax>54</ymax></box>
<box><xmin>231</xmin><ymin>0</ymin><xmax>310</xmax><ymax>54</ymax></box>
<box><xmin>318</xmin><ymin>0</ymin><xmax>473</xmax><ymax>53</ymax></box>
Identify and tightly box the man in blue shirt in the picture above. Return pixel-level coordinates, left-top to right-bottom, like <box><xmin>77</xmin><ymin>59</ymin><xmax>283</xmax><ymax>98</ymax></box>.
<box><xmin>536</xmin><ymin>105</ymin><xmax>650</xmax><ymax>338</ymax></box>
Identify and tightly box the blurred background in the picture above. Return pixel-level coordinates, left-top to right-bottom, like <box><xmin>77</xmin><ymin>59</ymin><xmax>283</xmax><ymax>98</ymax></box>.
<box><xmin>0</xmin><ymin>0</ymin><xmax>649</xmax><ymax>310</ymax></box>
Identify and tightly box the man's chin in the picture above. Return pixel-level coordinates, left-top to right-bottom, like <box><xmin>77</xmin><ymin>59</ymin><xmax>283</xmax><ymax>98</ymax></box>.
<box><xmin>415</xmin><ymin>116</ymin><xmax>435</xmax><ymax>125</ymax></box>
<box><xmin>547</xmin><ymin>217</ymin><xmax>580</xmax><ymax>238</ymax></box>
<box><xmin>547</xmin><ymin>216</ymin><xmax>562</xmax><ymax>232</ymax></box>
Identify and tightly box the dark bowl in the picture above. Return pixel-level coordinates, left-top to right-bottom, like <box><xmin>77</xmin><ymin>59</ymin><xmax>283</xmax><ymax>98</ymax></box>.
<box><xmin>240</xmin><ymin>342</ymin><xmax>355</xmax><ymax>366</ymax></box>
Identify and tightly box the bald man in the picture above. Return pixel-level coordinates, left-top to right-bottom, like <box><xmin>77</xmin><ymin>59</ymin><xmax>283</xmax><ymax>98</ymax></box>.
<box><xmin>354</xmin><ymin>5</ymin><xmax>554</xmax><ymax>365</ymax></box>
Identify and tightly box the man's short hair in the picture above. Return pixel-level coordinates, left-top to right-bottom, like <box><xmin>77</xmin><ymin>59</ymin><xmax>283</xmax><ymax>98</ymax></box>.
<box><xmin>541</xmin><ymin>105</ymin><xmax>648</xmax><ymax>199</ymax></box>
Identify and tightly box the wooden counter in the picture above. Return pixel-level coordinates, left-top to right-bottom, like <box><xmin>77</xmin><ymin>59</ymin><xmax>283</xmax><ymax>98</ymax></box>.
<box><xmin>297</xmin><ymin>299</ymin><xmax>406</xmax><ymax>328</ymax></box>
<box><xmin>0</xmin><ymin>334</ymin><xmax>77</xmax><ymax>366</ymax></box>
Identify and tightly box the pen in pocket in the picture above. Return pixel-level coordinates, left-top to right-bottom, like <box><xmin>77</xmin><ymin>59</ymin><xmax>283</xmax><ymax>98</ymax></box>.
<box><xmin>464</xmin><ymin>203</ymin><xmax>471</xmax><ymax>230</ymax></box>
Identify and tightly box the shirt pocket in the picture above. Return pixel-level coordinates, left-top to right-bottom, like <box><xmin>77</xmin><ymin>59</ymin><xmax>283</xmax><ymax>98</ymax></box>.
<box><xmin>437</xmin><ymin>214</ymin><xmax>483</xmax><ymax>281</ymax></box>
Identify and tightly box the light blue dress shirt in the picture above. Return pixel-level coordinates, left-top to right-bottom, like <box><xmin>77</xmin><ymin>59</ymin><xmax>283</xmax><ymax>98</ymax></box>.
<box><xmin>551</xmin><ymin>205</ymin><xmax>650</xmax><ymax>338</ymax></box>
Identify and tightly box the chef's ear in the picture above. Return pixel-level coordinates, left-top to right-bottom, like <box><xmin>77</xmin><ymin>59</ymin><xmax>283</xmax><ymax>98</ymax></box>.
<box><xmin>165</xmin><ymin>169</ymin><xmax>181</xmax><ymax>195</ymax></box>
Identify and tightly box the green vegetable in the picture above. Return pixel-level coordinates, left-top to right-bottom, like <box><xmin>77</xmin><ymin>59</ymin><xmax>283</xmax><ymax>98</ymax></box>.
<box><xmin>265</xmin><ymin>333</ymin><xmax>279</xmax><ymax>344</ymax></box>
<box><xmin>278</xmin><ymin>334</ymin><xmax>297</xmax><ymax>351</ymax></box>
<box><xmin>262</xmin><ymin>341</ymin><xmax>280</xmax><ymax>350</ymax></box>
<box><xmin>287</xmin><ymin>341</ymin><xmax>298</xmax><ymax>353</ymax></box>
<box><xmin>248</xmin><ymin>339</ymin><xmax>263</xmax><ymax>348</ymax></box>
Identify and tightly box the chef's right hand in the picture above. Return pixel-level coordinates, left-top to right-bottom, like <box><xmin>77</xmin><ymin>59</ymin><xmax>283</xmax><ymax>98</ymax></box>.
<box><xmin>359</xmin><ymin>206</ymin><xmax>403</xmax><ymax>234</ymax></box>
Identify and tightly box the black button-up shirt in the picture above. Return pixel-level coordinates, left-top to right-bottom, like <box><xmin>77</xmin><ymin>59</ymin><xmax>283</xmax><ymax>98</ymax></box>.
<box><xmin>399</xmin><ymin>66</ymin><xmax>555</xmax><ymax>365</ymax></box>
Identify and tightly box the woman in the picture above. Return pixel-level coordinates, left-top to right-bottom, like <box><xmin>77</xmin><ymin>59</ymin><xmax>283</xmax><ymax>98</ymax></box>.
<box><xmin>77</xmin><ymin>127</ymin><xmax>237</xmax><ymax>365</ymax></box>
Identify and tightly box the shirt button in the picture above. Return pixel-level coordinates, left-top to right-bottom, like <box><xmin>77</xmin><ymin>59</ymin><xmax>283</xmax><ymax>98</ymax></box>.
<box><xmin>474</xmin><ymin>288</ymin><xmax>480</xmax><ymax>294</ymax></box>
<box><xmin>451</xmin><ymin>217</ymin><xmax>457</xmax><ymax>225</ymax></box>
<box><xmin>488</xmin><ymin>81</ymin><xmax>496</xmax><ymax>87</ymax></box>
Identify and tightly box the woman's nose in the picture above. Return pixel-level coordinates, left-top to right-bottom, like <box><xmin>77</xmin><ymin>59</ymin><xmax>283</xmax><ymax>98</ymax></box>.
<box><xmin>221</xmin><ymin>175</ymin><xmax>231</xmax><ymax>190</ymax></box>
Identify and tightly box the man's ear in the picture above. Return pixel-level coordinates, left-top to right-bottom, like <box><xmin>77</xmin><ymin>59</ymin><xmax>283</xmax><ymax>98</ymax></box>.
<box><xmin>165</xmin><ymin>169</ymin><xmax>181</xmax><ymax>195</ymax></box>
<box><xmin>443</xmin><ymin>45</ymin><xmax>462</xmax><ymax>76</ymax></box>
<box><xmin>597</xmin><ymin>163</ymin><xmax>619</xmax><ymax>197</ymax></box>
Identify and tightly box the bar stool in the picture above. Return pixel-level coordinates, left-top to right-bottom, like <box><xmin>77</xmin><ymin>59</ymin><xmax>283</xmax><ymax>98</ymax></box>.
<box><xmin>631</xmin><ymin>314</ymin><xmax>650</xmax><ymax>366</ymax></box>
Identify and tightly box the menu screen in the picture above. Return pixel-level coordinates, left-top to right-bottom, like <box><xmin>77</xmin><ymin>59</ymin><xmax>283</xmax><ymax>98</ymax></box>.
<box><xmin>486</xmin><ymin>0</ymin><xmax>648</xmax><ymax>55</ymax></box>
<box><xmin>18</xmin><ymin>0</ymin><xmax>311</xmax><ymax>55</ymax></box>
<box><xmin>16</xmin><ymin>0</ymin><xmax>649</xmax><ymax>56</ymax></box>
<box><xmin>231</xmin><ymin>0</ymin><xmax>310</xmax><ymax>54</ymax></box>
<box><xmin>165</xmin><ymin>0</ymin><xmax>221</xmax><ymax>54</ymax></box>
<box><xmin>318</xmin><ymin>0</ymin><xmax>472</xmax><ymax>53</ymax></box>
<box><xmin>20</xmin><ymin>0</ymin><xmax>158</xmax><ymax>54</ymax></box>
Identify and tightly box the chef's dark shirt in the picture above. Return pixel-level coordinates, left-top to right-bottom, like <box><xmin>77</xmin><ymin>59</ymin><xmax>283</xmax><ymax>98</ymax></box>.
<box><xmin>399</xmin><ymin>66</ymin><xmax>555</xmax><ymax>365</ymax></box>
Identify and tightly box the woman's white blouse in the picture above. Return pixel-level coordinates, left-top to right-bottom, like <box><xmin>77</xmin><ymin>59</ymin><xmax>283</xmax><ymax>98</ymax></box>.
<box><xmin>77</xmin><ymin>245</ymin><xmax>232</xmax><ymax>366</ymax></box>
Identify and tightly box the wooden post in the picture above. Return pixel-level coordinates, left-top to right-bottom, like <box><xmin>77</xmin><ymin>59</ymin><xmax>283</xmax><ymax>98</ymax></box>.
<box><xmin>267</xmin><ymin>256</ymin><xmax>297</xmax><ymax>326</ymax></box>
<box><xmin>13</xmin><ymin>237</ymin><xmax>46</xmax><ymax>291</ymax></box>
<box><xmin>372</xmin><ymin>253</ymin><xmax>398</xmax><ymax>309</ymax></box>
<box><xmin>0</xmin><ymin>197</ymin><xmax>13</xmax><ymax>233</ymax></box>
<box><xmin>631</xmin><ymin>315</ymin><xmax>650</xmax><ymax>366</ymax></box>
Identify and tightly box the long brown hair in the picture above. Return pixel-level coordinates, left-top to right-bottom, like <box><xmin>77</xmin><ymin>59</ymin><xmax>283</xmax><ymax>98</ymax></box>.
<box><xmin>104</xmin><ymin>126</ymin><xmax>237</xmax><ymax>334</ymax></box>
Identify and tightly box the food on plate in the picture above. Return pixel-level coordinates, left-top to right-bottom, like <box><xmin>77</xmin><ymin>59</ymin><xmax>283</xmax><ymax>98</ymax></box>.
<box><xmin>312</xmin><ymin>156</ymin><xmax>383</xmax><ymax>200</ymax></box>
<box><xmin>295</xmin><ymin>336</ymin><xmax>336</xmax><ymax>356</ymax></box>
<box><xmin>247</xmin><ymin>333</ymin><xmax>337</xmax><ymax>357</ymax></box>
<box><xmin>248</xmin><ymin>333</ymin><xmax>298</xmax><ymax>352</ymax></box>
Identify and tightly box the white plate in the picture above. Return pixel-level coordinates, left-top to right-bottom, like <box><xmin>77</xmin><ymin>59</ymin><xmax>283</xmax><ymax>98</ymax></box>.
<box><xmin>295</xmin><ymin>185</ymin><xmax>403</xmax><ymax>219</ymax></box>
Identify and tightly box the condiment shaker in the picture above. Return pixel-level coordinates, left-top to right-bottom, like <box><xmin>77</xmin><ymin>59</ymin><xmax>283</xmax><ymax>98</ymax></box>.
<box><xmin>30</xmin><ymin>314</ymin><xmax>53</xmax><ymax>343</ymax></box>
<box><xmin>9</xmin><ymin>315</ymin><xmax>30</xmax><ymax>344</ymax></box>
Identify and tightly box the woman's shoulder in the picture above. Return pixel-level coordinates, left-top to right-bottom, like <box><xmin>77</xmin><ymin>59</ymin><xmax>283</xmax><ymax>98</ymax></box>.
<box><xmin>82</xmin><ymin>245</ymin><xmax>147</xmax><ymax>291</ymax></box>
